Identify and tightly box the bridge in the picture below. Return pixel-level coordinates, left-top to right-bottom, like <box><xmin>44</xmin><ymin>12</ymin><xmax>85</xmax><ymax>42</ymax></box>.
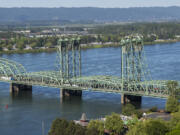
<box><xmin>0</xmin><ymin>36</ymin><xmax>176</xmax><ymax>104</ymax></box>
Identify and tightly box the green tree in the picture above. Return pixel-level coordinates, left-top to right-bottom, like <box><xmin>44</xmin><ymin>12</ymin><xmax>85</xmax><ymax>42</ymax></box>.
<box><xmin>144</xmin><ymin>119</ymin><xmax>169</xmax><ymax>135</ymax></box>
<box><xmin>165</xmin><ymin>96</ymin><xmax>179</xmax><ymax>113</ymax></box>
<box><xmin>64</xmin><ymin>121</ymin><xmax>77</xmax><ymax>135</ymax></box>
<box><xmin>167</xmin><ymin>81</ymin><xmax>178</xmax><ymax>96</ymax></box>
<box><xmin>73</xmin><ymin>124</ymin><xmax>86</xmax><ymax>135</ymax></box>
<box><xmin>65</xmin><ymin>121</ymin><xmax>86</xmax><ymax>135</ymax></box>
<box><xmin>87</xmin><ymin>120</ymin><xmax>104</xmax><ymax>135</ymax></box>
<box><xmin>165</xmin><ymin>81</ymin><xmax>179</xmax><ymax>113</ymax></box>
<box><xmin>127</xmin><ymin>119</ymin><xmax>169</xmax><ymax>135</ymax></box>
<box><xmin>48</xmin><ymin>118</ymin><xmax>69</xmax><ymax>135</ymax></box>
<box><xmin>36</xmin><ymin>37</ymin><xmax>44</xmax><ymax>47</ymax></box>
<box><xmin>0</xmin><ymin>45</ymin><xmax>3</xmax><ymax>51</ymax></box>
<box><xmin>134</xmin><ymin>110</ymin><xmax>143</xmax><ymax>119</ymax></box>
<box><xmin>97</xmin><ymin>34</ymin><xmax>102</xmax><ymax>43</ymax></box>
<box><xmin>30</xmin><ymin>42</ymin><xmax>37</xmax><ymax>49</ymax></box>
<box><xmin>49</xmin><ymin>118</ymin><xmax>87</xmax><ymax>135</ymax></box>
<box><xmin>166</xmin><ymin>121</ymin><xmax>180</xmax><ymax>135</ymax></box>
<box><xmin>149</xmin><ymin>106</ymin><xmax>158</xmax><ymax>112</ymax></box>
<box><xmin>126</xmin><ymin>117</ymin><xmax>139</xmax><ymax>129</ymax></box>
<box><xmin>105</xmin><ymin>113</ymin><xmax>124</xmax><ymax>135</ymax></box>
<box><xmin>16</xmin><ymin>39</ymin><xmax>26</xmax><ymax>50</ymax></box>
<box><xmin>126</xmin><ymin>121</ymin><xmax>145</xmax><ymax>135</ymax></box>
<box><xmin>122</xmin><ymin>103</ymin><xmax>136</xmax><ymax>116</ymax></box>
<box><xmin>166</xmin><ymin>130</ymin><xmax>180</xmax><ymax>135</ymax></box>
<box><xmin>45</xmin><ymin>41</ymin><xmax>53</xmax><ymax>48</ymax></box>
<box><xmin>86</xmin><ymin>127</ymin><xmax>100</xmax><ymax>135</ymax></box>
<box><xmin>7</xmin><ymin>45</ymin><xmax>12</xmax><ymax>50</ymax></box>
<box><xmin>169</xmin><ymin>110</ymin><xmax>180</xmax><ymax>129</ymax></box>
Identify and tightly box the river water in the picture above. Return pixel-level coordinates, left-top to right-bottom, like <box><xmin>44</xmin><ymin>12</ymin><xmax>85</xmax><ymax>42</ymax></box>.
<box><xmin>0</xmin><ymin>42</ymin><xmax>180</xmax><ymax>135</ymax></box>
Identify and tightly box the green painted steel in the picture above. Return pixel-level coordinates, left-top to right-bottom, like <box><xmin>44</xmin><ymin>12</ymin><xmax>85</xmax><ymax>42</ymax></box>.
<box><xmin>56</xmin><ymin>37</ymin><xmax>81</xmax><ymax>80</ymax></box>
<box><xmin>0</xmin><ymin>36</ymin><xmax>177</xmax><ymax>98</ymax></box>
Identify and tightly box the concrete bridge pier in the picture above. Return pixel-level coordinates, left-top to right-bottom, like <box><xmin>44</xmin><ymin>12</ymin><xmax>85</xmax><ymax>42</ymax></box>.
<box><xmin>121</xmin><ymin>94</ymin><xmax>142</xmax><ymax>104</ymax></box>
<box><xmin>60</xmin><ymin>89</ymin><xmax>82</xmax><ymax>98</ymax></box>
<box><xmin>10</xmin><ymin>83</ymin><xmax>32</xmax><ymax>93</ymax></box>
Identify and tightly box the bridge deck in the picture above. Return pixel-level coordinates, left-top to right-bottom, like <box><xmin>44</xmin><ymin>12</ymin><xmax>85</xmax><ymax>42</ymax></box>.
<box><xmin>0</xmin><ymin>70</ymin><xmax>173</xmax><ymax>98</ymax></box>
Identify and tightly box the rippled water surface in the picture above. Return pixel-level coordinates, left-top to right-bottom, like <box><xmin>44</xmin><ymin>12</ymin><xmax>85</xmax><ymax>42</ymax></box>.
<box><xmin>1</xmin><ymin>42</ymin><xmax>180</xmax><ymax>135</ymax></box>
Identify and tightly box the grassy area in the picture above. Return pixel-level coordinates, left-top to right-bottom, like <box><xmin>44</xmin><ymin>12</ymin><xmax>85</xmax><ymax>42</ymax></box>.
<box><xmin>145</xmin><ymin>39</ymin><xmax>180</xmax><ymax>45</ymax></box>
<box><xmin>0</xmin><ymin>48</ymin><xmax>56</xmax><ymax>55</ymax></box>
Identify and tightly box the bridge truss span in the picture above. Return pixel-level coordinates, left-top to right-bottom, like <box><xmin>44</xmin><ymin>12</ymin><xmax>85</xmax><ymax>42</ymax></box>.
<box><xmin>0</xmin><ymin>58</ymin><xmax>27</xmax><ymax>81</ymax></box>
<box><xmin>0</xmin><ymin>36</ymin><xmax>176</xmax><ymax>98</ymax></box>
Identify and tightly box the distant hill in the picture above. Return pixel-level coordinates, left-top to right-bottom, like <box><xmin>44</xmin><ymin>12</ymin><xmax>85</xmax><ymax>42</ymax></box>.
<box><xmin>0</xmin><ymin>7</ymin><xmax>180</xmax><ymax>23</ymax></box>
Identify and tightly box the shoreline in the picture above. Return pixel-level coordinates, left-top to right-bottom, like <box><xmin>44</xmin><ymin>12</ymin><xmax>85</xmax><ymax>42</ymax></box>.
<box><xmin>0</xmin><ymin>39</ymin><xmax>179</xmax><ymax>55</ymax></box>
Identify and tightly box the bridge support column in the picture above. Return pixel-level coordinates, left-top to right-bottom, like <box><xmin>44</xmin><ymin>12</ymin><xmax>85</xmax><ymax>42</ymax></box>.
<box><xmin>60</xmin><ymin>89</ymin><xmax>82</xmax><ymax>98</ymax></box>
<box><xmin>10</xmin><ymin>83</ymin><xmax>32</xmax><ymax>93</ymax></box>
<box><xmin>121</xmin><ymin>94</ymin><xmax>142</xmax><ymax>104</ymax></box>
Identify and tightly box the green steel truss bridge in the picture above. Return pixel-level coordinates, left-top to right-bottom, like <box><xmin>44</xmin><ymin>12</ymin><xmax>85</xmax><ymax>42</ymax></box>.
<box><xmin>0</xmin><ymin>36</ymin><xmax>177</xmax><ymax>98</ymax></box>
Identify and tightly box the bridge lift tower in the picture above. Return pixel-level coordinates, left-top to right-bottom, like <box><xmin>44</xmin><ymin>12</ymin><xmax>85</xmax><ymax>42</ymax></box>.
<box><xmin>120</xmin><ymin>35</ymin><xmax>151</xmax><ymax>104</ymax></box>
<box><xmin>57</xmin><ymin>37</ymin><xmax>82</xmax><ymax>98</ymax></box>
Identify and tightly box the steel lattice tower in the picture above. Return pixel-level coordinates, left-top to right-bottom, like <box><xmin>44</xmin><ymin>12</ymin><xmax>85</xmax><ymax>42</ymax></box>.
<box><xmin>57</xmin><ymin>37</ymin><xmax>81</xmax><ymax>83</ymax></box>
<box><xmin>120</xmin><ymin>36</ymin><xmax>152</xmax><ymax>92</ymax></box>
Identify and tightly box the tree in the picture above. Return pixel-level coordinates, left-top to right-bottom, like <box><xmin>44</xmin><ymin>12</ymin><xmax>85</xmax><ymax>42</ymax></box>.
<box><xmin>0</xmin><ymin>45</ymin><xmax>3</xmax><ymax>51</ymax></box>
<box><xmin>16</xmin><ymin>39</ymin><xmax>26</xmax><ymax>50</ymax></box>
<box><xmin>167</xmin><ymin>81</ymin><xmax>178</xmax><ymax>96</ymax></box>
<box><xmin>97</xmin><ymin>34</ymin><xmax>102</xmax><ymax>43</ymax></box>
<box><xmin>126</xmin><ymin>117</ymin><xmax>139</xmax><ymax>129</ymax></box>
<box><xmin>7</xmin><ymin>45</ymin><xmax>13</xmax><ymax>50</ymax></box>
<box><xmin>149</xmin><ymin>106</ymin><xmax>158</xmax><ymax>112</ymax></box>
<box><xmin>175</xmin><ymin>88</ymin><xmax>180</xmax><ymax>100</ymax></box>
<box><xmin>166</xmin><ymin>121</ymin><xmax>180</xmax><ymax>135</ymax></box>
<box><xmin>49</xmin><ymin>118</ymin><xmax>87</xmax><ymax>135</ymax></box>
<box><xmin>165</xmin><ymin>81</ymin><xmax>179</xmax><ymax>113</ymax></box>
<box><xmin>30</xmin><ymin>42</ymin><xmax>37</xmax><ymax>49</ymax></box>
<box><xmin>64</xmin><ymin>121</ymin><xmax>77</xmax><ymax>135</ymax></box>
<box><xmin>134</xmin><ymin>110</ymin><xmax>143</xmax><ymax>119</ymax></box>
<box><xmin>127</xmin><ymin>119</ymin><xmax>169</xmax><ymax>135</ymax></box>
<box><xmin>36</xmin><ymin>37</ymin><xmax>44</xmax><ymax>47</ymax></box>
<box><xmin>87</xmin><ymin>120</ymin><xmax>104</xmax><ymax>135</ymax></box>
<box><xmin>122</xmin><ymin>103</ymin><xmax>136</xmax><ymax>116</ymax></box>
<box><xmin>86</xmin><ymin>127</ymin><xmax>100</xmax><ymax>135</ymax></box>
<box><xmin>73</xmin><ymin>124</ymin><xmax>86</xmax><ymax>135</ymax></box>
<box><xmin>144</xmin><ymin>119</ymin><xmax>169</xmax><ymax>135</ymax></box>
<box><xmin>45</xmin><ymin>41</ymin><xmax>53</xmax><ymax>48</ymax></box>
<box><xmin>165</xmin><ymin>96</ymin><xmax>179</xmax><ymax>113</ymax></box>
<box><xmin>105</xmin><ymin>113</ymin><xmax>124</xmax><ymax>135</ymax></box>
<box><xmin>126</xmin><ymin>121</ymin><xmax>145</xmax><ymax>135</ymax></box>
<box><xmin>166</xmin><ymin>81</ymin><xmax>180</xmax><ymax>100</ymax></box>
<box><xmin>166</xmin><ymin>130</ymin><xmax>180</xmax><ymax>135</ymax></box>
<box><xmin>48</xmin><ymin>118</ymin><xmax>69</xmax><ymax>135</ymax></box>
<box><xmin>169</xmin><ymin>110</ymin><xmax>180</xmax><ymax>129</ymax></box>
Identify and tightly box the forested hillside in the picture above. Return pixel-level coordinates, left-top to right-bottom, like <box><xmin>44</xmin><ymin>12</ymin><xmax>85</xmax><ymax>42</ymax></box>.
<box><xmin>0</xmin><ymin>7</ymin><xmax>180</xmax><ymax>23</ymax></box>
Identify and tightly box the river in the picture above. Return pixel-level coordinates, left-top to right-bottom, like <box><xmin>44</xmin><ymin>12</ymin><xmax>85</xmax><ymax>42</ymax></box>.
<box><xmin>0</xmin><ymin>42</ymin><xmax>180</xmax><ymax>135</ymax></box>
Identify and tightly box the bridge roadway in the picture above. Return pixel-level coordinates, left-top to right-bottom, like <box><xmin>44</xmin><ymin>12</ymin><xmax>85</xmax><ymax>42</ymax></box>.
<box><xmin>0</xmin><ymin>70</ymin><xmax>172</xmax><ymax>98</ymax></box>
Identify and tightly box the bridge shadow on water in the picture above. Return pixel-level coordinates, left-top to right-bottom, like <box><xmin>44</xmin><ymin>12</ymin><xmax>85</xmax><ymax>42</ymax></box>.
<box><xmin>10</xmin><ymin>91</ymin><xmax>32</xmax><ymax>103</ymax></box>
<box><xmin>60</xmin><ymin>96</ymin><xmax>82</xmax><ymax>105</ymax></box>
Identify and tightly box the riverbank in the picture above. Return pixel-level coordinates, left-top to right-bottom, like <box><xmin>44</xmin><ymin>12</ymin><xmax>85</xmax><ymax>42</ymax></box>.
<box><xmin>145</xmin><ymin>39</ymin><xmax>180</xmax><ymax>45</ymax></box>
<box><xmin>0</xmin><ymin>39</ymin><xmax>180</xmax><ymax>55</ymax></box>
<box><xmin>0</xmin><ymin>48</ymin><xmax>57</xmax><ymax>55</ymax></box>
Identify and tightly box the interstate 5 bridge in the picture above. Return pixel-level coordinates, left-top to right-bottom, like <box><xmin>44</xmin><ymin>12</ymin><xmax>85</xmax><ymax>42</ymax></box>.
<box><xmin>0</xmin><ymin>36</ymin><xmax>177</xmax><ymax>104</ymax></box>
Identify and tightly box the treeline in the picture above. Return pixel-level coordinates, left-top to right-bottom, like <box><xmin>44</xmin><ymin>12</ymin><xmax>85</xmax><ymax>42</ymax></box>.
<box><xmin>49</xmin><ymin>111</ymin><xmax>180</xmax><ymax>135</ymax></box>
<box><xmin>0</xmin><ymin>35</ymin><xmax>99</xmax><ymax>52</ymax></box>
<box><xmin>1</xmin><ymin>22</ymin><xmax>180</xmax><ymax>52</ymax></box>
<box><xmin>0</xmin><ymin>36</ymin><xmax>58</xmax><ymax>51</ymax></box>
<box><xmin>90</xmin><ymin>22</ymin><xmax>180</xmax><ymax>42</ymax></box>
<box><xmin>48</xmin><ymin>81</ymin><xmax>180</xmax><ymax>135</ymax></box>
